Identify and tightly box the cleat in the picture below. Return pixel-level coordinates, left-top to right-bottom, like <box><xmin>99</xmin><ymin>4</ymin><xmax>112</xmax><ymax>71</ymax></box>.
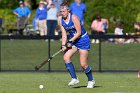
<box><xmin>68</xmin><ymin>78</ymin><xmax>79</xmax><ymax>86</ymax></box>
<box><xmin>87</xmin><ymin>80</ymin><xmax>95</xmax><ymax>88</ymax></box>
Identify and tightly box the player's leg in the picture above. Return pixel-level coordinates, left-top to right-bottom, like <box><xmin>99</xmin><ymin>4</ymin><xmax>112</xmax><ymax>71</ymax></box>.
<box><xmin>79</xmin><ymin>49</ymin><xmax>95</xmax><ymax>88</ymax></box>
<box><xmin>63</xmin><ymin>46</ymin><xmax>79</xmax><ymax>86</ymax></box>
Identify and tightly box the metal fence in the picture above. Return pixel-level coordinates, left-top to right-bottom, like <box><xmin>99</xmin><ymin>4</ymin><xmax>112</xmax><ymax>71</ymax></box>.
<box><xmin>0</xmin><ymin>35</ymin><xmax>140</xmax><ymax>72</ymax></box>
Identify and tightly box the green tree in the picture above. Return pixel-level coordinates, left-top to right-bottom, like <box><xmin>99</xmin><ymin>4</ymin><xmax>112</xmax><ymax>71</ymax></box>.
<box><xmin>0</xmin><ymin>0</ymin><xmax>140</xmax><ymax>34</ymax></box>
<box><xmin>84</xmin><ymin>0</ymin><xmax>140</xmax><ymax>33</ymax></box>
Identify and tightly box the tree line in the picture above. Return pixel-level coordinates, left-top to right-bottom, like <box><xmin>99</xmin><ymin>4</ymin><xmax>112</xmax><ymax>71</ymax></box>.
<box><xmin>0</xmin><ymin>0</ymin><xmax>140</xmax><ymax>33</ymax></box>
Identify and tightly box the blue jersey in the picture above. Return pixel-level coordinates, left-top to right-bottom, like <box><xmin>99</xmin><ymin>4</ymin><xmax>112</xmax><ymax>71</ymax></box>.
<box><xmin>35</xmin><ymin>6</ymin><xmax>47</xmax><ymax>20</ymax></box>
<box><xmin>61</xmin><ymin>14</ymin><xmax>90</xmax><ymax>50</ymax></box>
<box><xmin>70</xmin><ymin>2</ymin><xmax>86</xmax><ymax>24</ymax></box>
<box><xmin>13</xmin><ymin>6</ymin><xmax>31</xmax><ymax>18</ymax></box>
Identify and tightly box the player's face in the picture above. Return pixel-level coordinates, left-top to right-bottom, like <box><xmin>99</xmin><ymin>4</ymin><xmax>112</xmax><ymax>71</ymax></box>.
<box><xmin>60</xmin><ymin>9</ymin><xmax>69</xmax><ymax>19</ymax></box>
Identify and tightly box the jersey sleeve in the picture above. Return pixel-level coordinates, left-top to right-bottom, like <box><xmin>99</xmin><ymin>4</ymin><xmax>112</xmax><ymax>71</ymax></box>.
<box><xmin>13</xmin><ymin>8</ymin><xmax>19</xmax><ymax>13</ymax></box>
<box><xmin>26</xmin><ymin>7</ymin><xmax>31</xmax><ymax>15</ymax></box>
<box><xmin>83</xmin><ymin>4</ymin><xmax>86</xmax><ymax>13</ymax></box>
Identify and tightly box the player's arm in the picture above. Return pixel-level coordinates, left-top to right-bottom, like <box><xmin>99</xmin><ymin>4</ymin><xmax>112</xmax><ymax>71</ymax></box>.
<box><xmin>59</xmin><ymin>17</ymin><xmax>67</xmax><ymax>46</ymax></box>
<box><xmin>69</xmin><ymin>15</ymin><xmax>81</xmax><ymax>42</ymax></box>
<box><xmin>60</xmin><ymin>25</ymin><xmax>67</xmax><ymax>46</ymax></box>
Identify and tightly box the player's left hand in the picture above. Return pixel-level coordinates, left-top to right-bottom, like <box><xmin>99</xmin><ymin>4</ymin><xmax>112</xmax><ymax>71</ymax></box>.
<box><xmin>66</xmin><ymin>40</ymin><xmax>73</xmax><ymax>48</ymax></box>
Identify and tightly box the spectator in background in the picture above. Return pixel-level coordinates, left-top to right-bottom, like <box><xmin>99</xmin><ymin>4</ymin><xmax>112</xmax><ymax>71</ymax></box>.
<box><xmin>134</xmin><ymin>22</ymin><xmax>140</xmax><ymax>35</ymax></box>
<box><xmin>53</xmin><ymin>0</ymin><xmax>63</xmax><ymax>35</ymax></box>
<box><xmin>53</xmin><ymin>0</ymin><xmax>63</xmax><ymax>12</ymax></box>
<box><xmin>62</xmin><ymin>0</ymin><xmax>69</xmax><ymax>6</ymax></box>
<box><xmin>35</xmin><ymin>1</ymin><xmax>47</xmax><ymax>36</ymax></box>
<box><xmin>134</xmin><ymin>22</ymin><xmax>140</xmax><ymax>43</ymax></box>
<box><xmin>46</xmin><ymin>3</ymin><xmax>58</xmax><ymax>38</ymax></box>
<box><xmin>46</xmin><ymin>0</ymin><xmax>53</xmax><ymax>10</ymax></box>
<box><xmin>114</xmin><ymin>22</ymin><xmax>126</xmax><ymax>44</ymax></box>
<box><xmin>70</xmin><ymin>0</ymin><xmax>86</xmax><ymax>25</ymax></box>
<box><xmin>91</xmin><ymin>16</ymin><xmax>109</xmax><ymax>43</ymax></box>
<box><xmin>13</xmin><ymin>1</ymin><xmax>31</xmax><ymax>35</ymax></box>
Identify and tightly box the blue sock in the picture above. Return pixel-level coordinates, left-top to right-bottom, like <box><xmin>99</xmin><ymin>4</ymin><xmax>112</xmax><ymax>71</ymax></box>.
<box><xmin>84</xmin><ymin>66</ymin><xmax>94</xmax><ymax>81</ymax></box>
<box><xmin>65</xmin><ymin>62</ymin><xmax>77</xmax><ymax>79</ymax></box>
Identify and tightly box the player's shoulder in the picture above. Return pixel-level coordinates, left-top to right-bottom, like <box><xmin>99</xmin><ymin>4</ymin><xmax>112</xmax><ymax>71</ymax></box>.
<box><xmin>71</xmin><ymin>14</ymin><xmax>80</xmax><ymax>23</ymax></box>
<box><xmin>72</xmin><ymin>14</ymin><xmax>79</xmax><ymax>20</ymax></box>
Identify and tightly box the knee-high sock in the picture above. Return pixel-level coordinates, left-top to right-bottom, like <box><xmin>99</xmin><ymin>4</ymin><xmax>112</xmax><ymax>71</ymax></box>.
<box><xmin>84</xmin><ymin>66</ymin><xmax>94</xmax><ymax>81</ymax></box>
<box><xmin>65</xmin><ymin>62</ymin><xmax>77</xmax><ymax>79</ymax></box>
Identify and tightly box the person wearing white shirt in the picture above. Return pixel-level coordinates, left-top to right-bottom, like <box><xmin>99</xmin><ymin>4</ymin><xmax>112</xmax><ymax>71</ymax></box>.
<box><xmin>46</xmin><ymin>3</ymin><xmax>58</xmax><ymax>36</ymax></box>
<box><xmin>114</xmin><ymin>23</ymin><xmax>125</xmax><ymax>43</ymax></box>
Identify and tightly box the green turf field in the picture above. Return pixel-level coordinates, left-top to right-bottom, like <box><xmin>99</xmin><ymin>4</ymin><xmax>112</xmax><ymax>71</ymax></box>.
<box><xmin>0</xmin><ymin>40</ymin><xmax>140</xmax><ymax>93</ymax></box>
<box><xmin>1</xmin><ymin>40</ymin><xmax>140</xmax><ymax>71</ymax></box>
<box><xmin>0</xmin><ymin>72</ymin><xmax>140</xmax><ymax>93</ymax></box>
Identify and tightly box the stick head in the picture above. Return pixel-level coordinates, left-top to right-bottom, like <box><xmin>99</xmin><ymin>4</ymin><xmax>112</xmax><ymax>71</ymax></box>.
<box><xmin>35</xmin><ymin>66</ymin><xmax>39</xmax><ymax>71</ymax></box>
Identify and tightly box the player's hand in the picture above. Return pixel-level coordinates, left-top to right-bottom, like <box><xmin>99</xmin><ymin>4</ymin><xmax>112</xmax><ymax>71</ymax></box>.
<box><xmin>66</xmin><ymin>40</ymin><xmax>73</xmax><ymax>48</ymax></box>
<box><xmin>61</xmin><ymin>45</ymin><xmax>67</xmax><ymax>51</ymax></box>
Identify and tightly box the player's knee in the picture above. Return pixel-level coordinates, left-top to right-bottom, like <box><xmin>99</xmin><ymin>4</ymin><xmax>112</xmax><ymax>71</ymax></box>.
<box><xmin>80</xmin><ymin>63</ymin><xmax>88</xmax><ymax>69</ymax></box>
<box><xmin>63</xmin><ymin>55</ymin><xmax>71</xmax><ymax>62</ymax></box>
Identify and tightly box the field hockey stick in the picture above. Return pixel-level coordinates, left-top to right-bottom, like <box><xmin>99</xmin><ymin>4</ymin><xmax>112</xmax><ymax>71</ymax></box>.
<box><xmin>35</xmin><ymin>49</ymin><xmax>64</xmax><ymax>71</ymax></box>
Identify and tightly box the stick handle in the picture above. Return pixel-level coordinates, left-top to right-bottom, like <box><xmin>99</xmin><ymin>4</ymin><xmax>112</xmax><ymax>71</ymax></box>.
<box><xmin>51</xmin><ymin>49</ymin><xmax>63</xmax><ymax>58</ymax></box>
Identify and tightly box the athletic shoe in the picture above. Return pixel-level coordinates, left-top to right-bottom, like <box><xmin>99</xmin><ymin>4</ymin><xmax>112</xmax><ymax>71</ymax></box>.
<box><xmin>87</xmin><ymin>80</ymin><xmax>95</xmax><ymax>88</ymax></box>
<box><xmin>96</xmin><ymin>39</ymin><xmax>99</xmax><ymax>44</ymax></box>
<box><xmin>68</xmin><ymin>78</ymin><xmax>79</xmax><ymax>86</ymax></box>
<box><xmin>91</xmin><ymin>39</ymin><xmax>95</xmax><ymax>43</ymax></box>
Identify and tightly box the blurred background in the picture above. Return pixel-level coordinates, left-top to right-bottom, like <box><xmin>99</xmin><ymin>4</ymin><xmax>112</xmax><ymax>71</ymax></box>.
<box><xmin>0</xmin><ymin>0</ymin><xmax>140</xmax><ymax>34</ymax></box>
